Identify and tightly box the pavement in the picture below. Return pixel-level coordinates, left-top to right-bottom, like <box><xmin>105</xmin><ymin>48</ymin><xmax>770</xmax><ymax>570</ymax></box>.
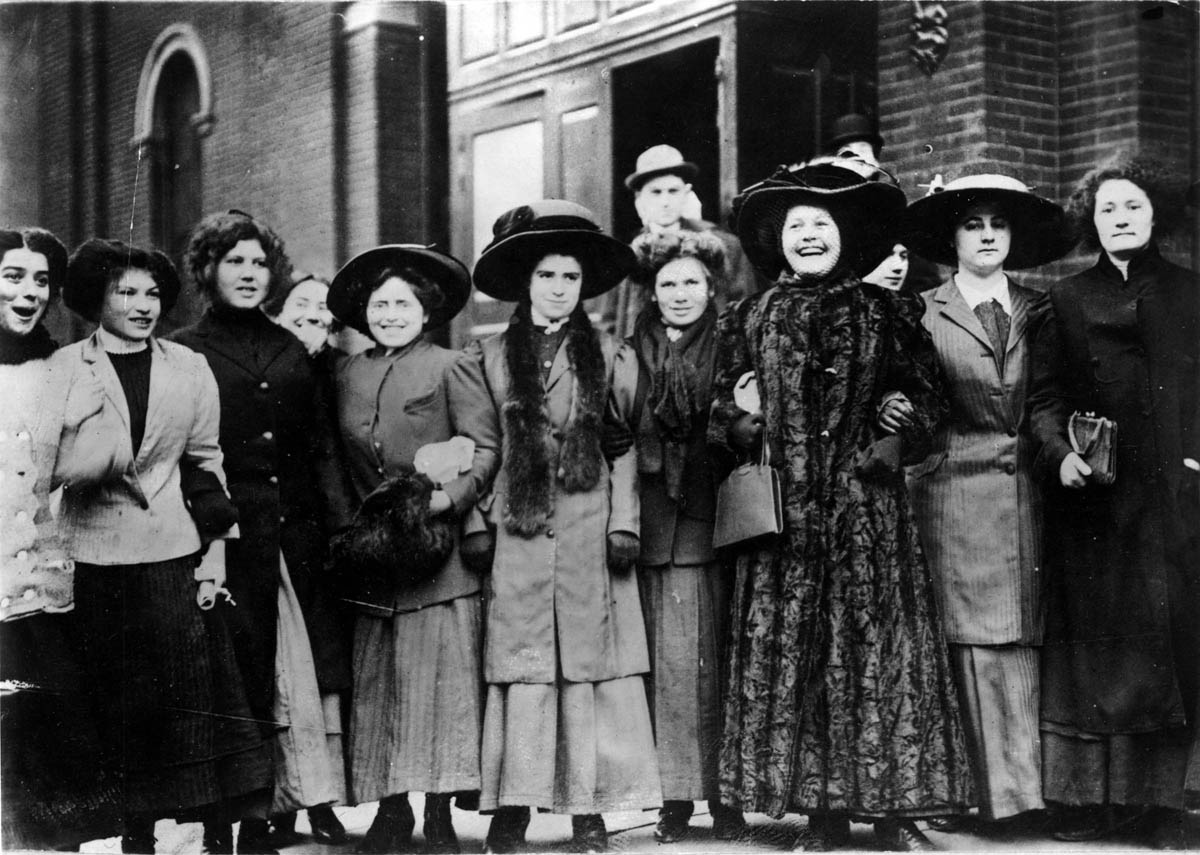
<box><xmin>67</xmin><ymin>797</ymin><xmax>1200</xmax><ymax>854</ymax></box>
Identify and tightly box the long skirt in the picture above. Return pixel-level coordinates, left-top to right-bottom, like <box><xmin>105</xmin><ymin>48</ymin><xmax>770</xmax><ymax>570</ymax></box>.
<box><xmin>479</xmin><ymin>676</ymin><xmax>662</xmax><ymax>813</ymax></box>
<box><xmin>73</xmin><ymin>557</ymin><xmax>272</xmax><ymax>819</ymax></box>
<box><xmin>949</xmin><ymin>645</ymin><xmax>1043</xmax><ymax>819</ymax></box>
<box><xmin>638</xmin><ymin>560</ymin><xmax>729</xmax><ymax>801</ymax></box>
<box><xmin>349</xmin><ymin>595</ymin><xmax>484</xmax><ymax>802</ymax></box>
<box><xmin>1042</xmin><ymin>725</ymin><xmax>1192</xmax><ymax>810</ymax></box>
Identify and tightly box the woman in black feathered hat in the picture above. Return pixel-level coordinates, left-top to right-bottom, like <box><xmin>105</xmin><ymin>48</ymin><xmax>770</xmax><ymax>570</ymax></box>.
<box><xmin>467</xmin><ymin>200</ymin><xmax>662</xmax><ymax>853</ymax></box>
<box><xmin>710</xmin><ymin>163</ymin><xmax>974</xmax><ymax>851</ymax></box>
<box><xmin>322</xmin><ymin>243</ymin><xmax>496</xmax><ymax>853</ymax></box>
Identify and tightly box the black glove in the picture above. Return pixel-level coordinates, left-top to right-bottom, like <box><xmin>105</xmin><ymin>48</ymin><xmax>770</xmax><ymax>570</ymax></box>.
<box><xmin>180</xmin><ymin>466</ymin><xmax>239</xmax><ymax>536</ymax></box>
<box><xmin>730</xmin><ymin>412</ymin><xmax>765</xmax><ymax>451</ymax></box>
<box><xmin>606</xmin><ymin>531</ymin><xmax>639</xmax><ymax>574</ymax></box>
<box><xmin>602</xmin><ymin>418</ymin><xmax>635</xmax><ymax>461</ymax></box>
<box><xmin>853</xmin><ymin>434</ymin><xmax>904</xmax><ymax>485</ymax></box>
<box><xmin>460</xmin><ymin>530</ymin><xmax>496</xmax><ymax>574</ymax></box>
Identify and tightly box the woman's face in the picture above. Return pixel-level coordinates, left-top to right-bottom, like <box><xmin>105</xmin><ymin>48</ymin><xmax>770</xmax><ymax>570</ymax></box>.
<box><xmin>276</xmin><ymin>279</ymin><xmax>332</xmax><ymax>333</ymax></box>
<box><xmin>862</xmin><ymin>243</ymin><xmax>910</xmax><ymax>291</ymax></box>
<box><xmin>528</xmin><ymin>254</ymin><xmax>583</xmax><ymax>322</ymax></box>
<box><xmin>0</xmin><ymin>247</ymin><xmax>50</xmax><ymax>337</ymax></box>
<box><xmin>654</xmin><ymin>256</ymin><xmax>712</xmax><ymax>328</ymax></box>
<box><xmin>214</xmin><ymin>238</ymin><xmax>270</xmax><ymax>310</ymax></box>
<box><xmin>781</xmin><ymin>204</ymin><xmax>842</xmax><ymax>278</ymax></box>
<box><xmin>100</xmin><ymin>268</ymin><xmax>161</xmax><ymax>342</ymax></box>
<box><xmin>954</xmin><ymin>203</ymin><xmax>1011</xmax><ymax>277</ymax></box>
<box><xmin>1094</xmin><ymin>178</ymin><xmax>1154</xmax><ymax>259</ymax></box>
<box><xmin>366</xmin><ymin>276</ymin><xmax>428</xmax><ymax>349</ymax></box>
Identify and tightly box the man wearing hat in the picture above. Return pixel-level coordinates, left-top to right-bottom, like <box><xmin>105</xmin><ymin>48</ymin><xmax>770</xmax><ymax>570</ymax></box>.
<box><xmin>612</xmin><ymin>144</ymin><xmax>758</xmax><ymax>336</ymax></box>
<box><xmin>826</xmin><ymin>112</ymin><xmax>885</xmax><ymax>167</ymax></box>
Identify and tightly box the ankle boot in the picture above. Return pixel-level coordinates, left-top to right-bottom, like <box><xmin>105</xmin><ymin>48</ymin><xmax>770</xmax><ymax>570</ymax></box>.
<box><xmin>308</xmin><ymin>804</ymin><xmax>348</xmax><ymax>845</ymax></box>
<box><xmin>422</xmin><ymin>793</ymin><xmax>460</xmax><ymax>854</ymax></box>
<box><xmin>122</xmin><ymin>816</ymin><xmax>156</xmax><ymax>855</ymax></box>
<box><xmin>483</xmin><ymin>806</ymin><xmax>530</xmax><ymax>854</ymax></box>
<box><xmin>654</xmin><ymin>801</ymin><xmax>692</xmax><ymax>844</ymax></box>
<box><xmin>269</xmin><ymin>812</ymin><xmax>301</xmax><ymax>848</ymax></box>
<box><xmin>356</xmin><ymin>794</ymin><xmax>415</xmax><ymax>854</ymax></box>
<box><xmin>570</xmin><ymin>814</ymin><xmax>607</xmax><ymax>853</ymax></box>
<box><xmin>238</xmin><ymin>818</ymin><xmax>279</xmax><ymax>855</ymax></box>
<box><xmin>203</xmin><ymin>820</ymin><xmax>234</xmax><ymax>855</ymax></box>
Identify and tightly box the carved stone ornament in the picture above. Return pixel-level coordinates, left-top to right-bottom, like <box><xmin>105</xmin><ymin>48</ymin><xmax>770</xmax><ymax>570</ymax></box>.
<box><xmin>910</xmin><ymin>1</ymin><xmax>950</xmax><ymax>76</ymax></box>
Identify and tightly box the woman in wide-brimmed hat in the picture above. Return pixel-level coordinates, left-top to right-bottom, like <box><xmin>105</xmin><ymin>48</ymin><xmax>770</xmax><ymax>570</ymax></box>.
<box><xmin>894</xmin><ymin>174</ymin><xmax>1073</xmax><ymax>838</ymax></box>
<box><xmin>322</xmin><ymin>244</ymin><xmax>497</xmax><ymax>854</ymax></box>
<box><xmin>466</xmin><ymin>200</ymin><xmax>661</xmax><ymax>853</ymax></box>
<box><xmin>710</xmin><ymin>163</ymin><xmax>973</xmax><ymax>851</ymax></box>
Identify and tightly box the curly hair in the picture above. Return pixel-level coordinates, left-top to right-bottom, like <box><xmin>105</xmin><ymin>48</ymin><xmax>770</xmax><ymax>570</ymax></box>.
<box><xmin>369</xmin><ymin>265</ymin><xmax>445</xmax><ymax>314</ymax></box>
<box><xmin>1067</xmin><ymin>152</ymin><xmax>1187</xmax><ymax>251</ymax></box>
<box><xmin>0</xmin><ymin>227</ymin><xmax>68</xmax><ymax>300</ymax></box>
<box><xmin>628</xmin><ymin>230</ymin><xmax>726</xmax><ymax>291</ymax></box>
<box><xmin>184</xmin><ymin>210</ymin><xmax>292</xmax><ymax>304</ymax></box>
<box><xmin>64</xmin><ymin>238</ymin><xmax>182</xmax><ymax>322</ymax></box>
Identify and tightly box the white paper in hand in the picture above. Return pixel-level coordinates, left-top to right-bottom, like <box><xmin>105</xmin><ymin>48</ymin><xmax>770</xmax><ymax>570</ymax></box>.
<box><xmin>414</xmin><ymin>436</ymin><xmax>476</xmax><ymax>487</ymax></box>
<box><xmin>734</xmin><ymin>371</ymin><xmax>761</xmax><ymax>415</ymax></box>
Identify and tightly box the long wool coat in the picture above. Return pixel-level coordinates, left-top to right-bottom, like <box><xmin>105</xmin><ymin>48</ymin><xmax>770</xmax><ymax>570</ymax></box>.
<box><xmin>466</xmin><ymin>324</ymin><xmax>649</xmax><ymax>685</ymax></box>
<box><xmin>1026</xmin><ymin>245</ymin><xmax>1200</xmax><ymax>735</ymax></box>
<box><xmin>709</xmin><ymin>274</ymin><xmax>973</xmax><ymax>817</ymax></box>
<box><xmin>908</xmin><ymin>279</ymin><xmax>1043</xmax><ymax>645</ymax></box>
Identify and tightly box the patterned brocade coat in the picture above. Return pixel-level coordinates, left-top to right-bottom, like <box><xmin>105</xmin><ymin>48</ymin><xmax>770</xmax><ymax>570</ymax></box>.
<box><xmin>708</xmin><ymin>273</ymin><xmax>974</xmax><ymax>818</ymax></box>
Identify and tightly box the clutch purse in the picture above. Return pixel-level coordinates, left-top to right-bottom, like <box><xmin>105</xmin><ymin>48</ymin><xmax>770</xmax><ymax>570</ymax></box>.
<box><xmin>713</xmin><ymin>438</ymin><xmax>784</xmax><ymax>549</ymax></box>
<box><xmin>1068</xmin><ymin>410</ymin><xmax>1117</xmax><ymax>486</ymax></box>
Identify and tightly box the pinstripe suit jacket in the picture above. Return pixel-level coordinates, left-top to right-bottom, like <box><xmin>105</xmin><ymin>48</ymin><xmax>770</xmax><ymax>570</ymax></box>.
<box><xmin>47</xmin><ymin>334</ymin><xmax>228</xmax><ymax>565</ymax></box>
<box><xmin>907</xmin><ymin>279</ymin><xmax>1043</xmax><ymax>645</ymax></box>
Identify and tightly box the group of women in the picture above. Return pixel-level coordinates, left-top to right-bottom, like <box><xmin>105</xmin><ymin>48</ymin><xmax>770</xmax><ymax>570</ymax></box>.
<box><xmin>0</xmin><ymin>146</ymin><xmax>1196</xmax><ymax>855</ymax></box>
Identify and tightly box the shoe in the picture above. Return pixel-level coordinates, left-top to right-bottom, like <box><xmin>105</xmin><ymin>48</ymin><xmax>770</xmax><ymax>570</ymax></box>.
<box><xmin>483</xmin><ymin>807</ymin><xmax>530</xmax><ymax>854</ymax></box>
<box><xmin>357</xmin><ymin>795</ymin><xmax>416</xmax><ymax>854</ymax></box>
<box><xmin>810</xmin><ymin>814</ymin><xmax>851</xmax><ymax>847</ymax></box>
<box><xmin>875</xmin><ymin>818</ymin><xmax>935</xmax><ymax>852</ymax></box>
<box><xmin>309</xmin><ymin>805</ymin><xmax>348</xmax><ymax>845</ymax></box>
<box><xmin>789</xmin><ymin>825</ymin><xmax>833</xmax><ymax>852</ymax></box>
<box><xmin>423</xmin><ymin>794</ymin><xmax>460</xmax><ymax>854</ymax></box>
<box><xmin>710</xmin><ymin>802</ymin><xmax>748</xmax><ymax>842</ymax></box>
<box><xmin>654</xmin><ymin>801</ymin><xmax>693</xmax><ymax>844</ymax></box>
<box><xmin>122</xmin><ymin>817</ymin><xmax>157</xmax><ymax>855</ymax></box>
<box><xmin>1145</xmin><ymin>808</ymin><xmax>1189</xmax><ymax>850</ymax></box>
<box><xmin>270</xmin><ymin>812</ymin><xmax>303</xmax><ymax>848</ymax></box>
<box><xmin>924</xmin><ymin>816</ymin><xmax>974</xmax><ymax>834</ymax></box>
<box><xmin>238</xmin><ymin>818</ymin><xmax>280</xmax><ymax>855</ymax></box>
<box><xmin>203</xmin><ymin>821</ymin><xmax>234</xmax><ymax>855</ymax></box>
<box><xmin>570</xmin><ymin>815</ymin><xmax>607</xmax><ymax>853</ymax></box>
<box><xmin>1049</xmin><ymin>804</ymin><xmax>1149</xmax><ymax>842</ymax></box>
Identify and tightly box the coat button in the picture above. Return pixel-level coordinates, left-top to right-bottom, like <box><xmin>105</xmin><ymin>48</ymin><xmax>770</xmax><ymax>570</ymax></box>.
<box><xmin>22</xmin><ymin>588</ymin><xmax>35</xmax><ymax>600</ymax></box>
<box><xmin>543</xmin><ymin>360</ymin><xmax>553</xmax><ymax>369</ymax></box>
<box><xmin>259</xmin><ymin>381</ymin><xmax>270</xmax><ymax>390</ymax></box>
<box><xmin>0</xmin><ymin>597</ymin><xmax>9</xmax><ymax>608</ymax></box>
<box><xmin>1003</xmin><ymin>462</ymin><xmax>1016</xmax><ymax>475</ymax></box>
<box><xmin>280</xmin><ymin>515</ymin><xmax>286</xmax><ymax>523</ymax></box>
<box><xmin>263</xmin><ymin>431</ymin><xmax>273</xmax><ymax>440</ymax></box>
<box><xmin>269</xmin><ymin>475</ymin><xmax>278</xmax><ymax>485</ymax></box>
<box><xmin>546</xmin><ymin>529</ymin><xmax>554</xmax><ymax>538</ymax></box>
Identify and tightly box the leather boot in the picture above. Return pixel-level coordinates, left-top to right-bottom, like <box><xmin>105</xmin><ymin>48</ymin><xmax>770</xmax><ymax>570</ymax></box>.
<box><xmin>308</xmin><ymin>805</ymin><xmax>348</xmax><ymax>845</ymax></box>
<box><xmin>710</xmin><ymin>801</ymin><xmax>748</xmax><ymax>841</ymax></box>
<box><xmin>422</xmin><ymin>793</ymin><xmax>460</xmax><ymax>854</ymax></box>
<box><xmin>570</xmin><ymin>814</ymin><xmax>607</xmax><ymax>853</ymax></box>
<box><xmin>202</xmin><ymin>820</ymin><xmax>234</xmax><ymax>855</ymax></box>
<box><xmin>356</xmin><ymin>794</ymin><xmax>415</xmax><ymax>854</ymax></box>
<box><xmin>654</xmin><ymin>801</ymin><xmax>693</xmax><ymax>844</ymax></box>
<box><xmin>483</xmin><ymin>806</ymin><xmax>531</xmax><ymax>854</ymax></box>
<box><xmin>122</xmin><ymin>816</ymin><xmax>157</xmax><ymax>855</ymax></box>
<box><xmin>269</xmin><ymin>812</ymin><xmax>302</xmax><ymax>848</ymax></box>
<box><xmin>875</xmin><ymin>818</ymin><xmax>935</xmax><ymax>852</ymax></box>
<box><xmin>238</xmin><ymin>818</ymin><xmax>279</xmax><ymax>855</ymax></box>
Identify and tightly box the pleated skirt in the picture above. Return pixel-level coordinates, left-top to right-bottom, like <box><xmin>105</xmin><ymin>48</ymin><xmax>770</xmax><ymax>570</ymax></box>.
<box><xmin>479</xmin><ymin>675</ymin><xmax>663</xmax><ymax>814</ymax></box>
<box><xmin>638</xmin><ymin>560</ymin><xmax>730</xmax><ymax>801</ymax></box>
<box><xmin>348</xmin><ymin>595</ymin><xmax>483</xmax><ymax>803</ymax></box>
<box><xmin>73</xmin><ymin>558</ymin><xmax>272</xmax><ymax>818</ymax></box>
<box><xmin>1042</xmin><ymin>725</ymin><xmax>1192</xmax><ymax>810</ymax></box>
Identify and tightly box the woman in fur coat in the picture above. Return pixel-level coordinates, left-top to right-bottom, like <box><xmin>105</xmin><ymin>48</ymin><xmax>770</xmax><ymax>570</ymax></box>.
<box><xmin>466</xmin><ymin>200</ymin><xmax>662</xmax><ymax>853</ymax></box>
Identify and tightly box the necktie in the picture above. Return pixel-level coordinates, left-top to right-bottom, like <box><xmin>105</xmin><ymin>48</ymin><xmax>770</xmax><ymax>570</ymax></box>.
<box><xmin>973</xmin><ymin>298</ymin><xmax>1010</xmax><ymax>370</ymax></box>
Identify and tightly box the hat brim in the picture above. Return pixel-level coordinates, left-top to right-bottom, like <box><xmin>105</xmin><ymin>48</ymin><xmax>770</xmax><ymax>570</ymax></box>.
<box><xmin>328</xmin><ymin>245</ymin><xmax>471</xmax><ymax>336</ymax></box>
<box><xmin>624</xmin><ymin>162</ymin><xmax>699</xmax><ymax>191</ymax></box>
<box><xmin>903</xmin><ymin>188</ymin><xmax>1075</xmax><ymax>269</ymax></box>
<box><xmin>736</xmin><ymin>182</ymin><xmax>907</xmax><ymax>281</ymax></box>
<box><xmin>472</xmin><ymin>230</ymin><xmax>636</xmax><ymax>302</ymax></box>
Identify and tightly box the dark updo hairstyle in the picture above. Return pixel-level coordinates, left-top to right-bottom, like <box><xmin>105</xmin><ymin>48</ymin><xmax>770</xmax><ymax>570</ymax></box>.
<box><xmin>364</xmin><ymin>265</ymin><xmax>445</xmax><ymax>326</ymax></box>
<box><xmin>184</xmin><ymin>209</ymin><xmax>292</xmax><ymax>304</ymax></box>
<box><xmin>0</xmin><ymin>227</ymin><xmax>68</xmax><ymax>300</ymax></box>
<box><xmin>1067</xmin><ymin>152</ymin><xmax>1186</xmax><ymax>252</ymax></box>
<box><xmin>628</xmin><ymin>229</ymin><xmax>726</xmax><ymax>293</ymax></box>
<box><xmin>63</xmin><ymin>239</ymin><xmax>183</xmax><ymax>323</ymax></box>
<box><xmin>263</xmin><ymin>270</ymin><xmax>343</xmax><ymax>333</ymax></box>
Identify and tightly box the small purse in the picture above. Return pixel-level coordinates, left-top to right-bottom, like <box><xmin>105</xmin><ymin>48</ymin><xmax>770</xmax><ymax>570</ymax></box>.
<box><xmin>713</xmin><ymin>438</ymin><xmax>784</xmax><ymax>550</ymax></box>
<box><xmin>1068</xmin><ymin>410</ymin><xmax>1118</xmax><ymax>486</ymax></box>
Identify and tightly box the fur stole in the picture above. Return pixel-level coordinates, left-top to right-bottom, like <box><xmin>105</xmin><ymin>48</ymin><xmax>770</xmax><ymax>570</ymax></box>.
<box><xmin>501</xmin><ymin>303</ymin><xmax>607</xmax><ymax>537</ymax></box>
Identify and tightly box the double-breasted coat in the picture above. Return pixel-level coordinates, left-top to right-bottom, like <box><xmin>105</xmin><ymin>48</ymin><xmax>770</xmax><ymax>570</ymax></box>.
<box><xmin>909</xmin><ymin>279</ymin><xmax>1043</xmax><ymax>645</ymax></box>
<box><xmin>467</xmin><ymin>327</ymin><xmax>649</xmax><ymax>685</ymax></box>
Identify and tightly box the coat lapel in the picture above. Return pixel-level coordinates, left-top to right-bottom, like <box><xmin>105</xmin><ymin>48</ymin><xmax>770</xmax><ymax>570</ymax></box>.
<box><xmin>81</xmin><ymin>333</ymin><xmax>132</xmax><ymax>433</ymax></box>
<box><xmin>194</xmin><ymin>314</ymin><xmax>265</xmax><ymax>380</ymax></box>
<box><xmin>139</xmin><ymin>338</ymin><xmax>171</xmax><ymax>467</ymax></box>
<box><xmin>545</xmin><ymin>337</ymin><xmax>571</xmax><ymax>394</ymax></box>
<box><xmin>1006</xmin><ymin>282</ymin><xmax>1032</xmax><ymax>359</ymax></box>
<box><xmin>935</xmin><ymin>280</ymin><xmax>995</xmax><ymax>355</ymax></box>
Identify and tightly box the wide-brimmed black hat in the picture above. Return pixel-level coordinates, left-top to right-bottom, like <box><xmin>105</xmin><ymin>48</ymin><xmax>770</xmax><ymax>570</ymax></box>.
<box><xmin>472</xmin><ymin>200</ymin><xmax>635</xmax><ymax>302</ymax></box>
<box><xmin>63</xmin><ymin>238</ymin><xmax>182</xmax><ymax>323</ymax></box>
<box><xmin>734</xmin><ymin>161</ymin><xmax>907</xmax><ymax>281</ymax></box>
<box><xmin>902</xmin><ymin>174</ymin><xmax>1075</xmax><ymax>269</ymax></box>
<box><xmin>328</xmin><ymin>244</ymin><xmax>471</xmax><ymax>335</ymax></box>
<box><xmin>825</xmin><ymin>113</ymin><xmax>884</xmax><ymax>154</ymax></box>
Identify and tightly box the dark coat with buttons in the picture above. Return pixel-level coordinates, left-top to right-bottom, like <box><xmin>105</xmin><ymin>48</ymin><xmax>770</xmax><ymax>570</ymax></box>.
<box><xmin>1025</xmin><ymin>245</ymin><xmax>1200</xmax><ymax>734</ymax></box>
<box><xmin>908</xmin><ymin>279</ymin><xmax>1043</xmax><ymax>645</ymax></box>
<box><xmin>172</xmin><ymin>308</ymin><xmax>335</xmax><ymax>715</ymax></box>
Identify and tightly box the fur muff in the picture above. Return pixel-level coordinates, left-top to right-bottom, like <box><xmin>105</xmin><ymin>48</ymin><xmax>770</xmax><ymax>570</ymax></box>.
<box><xmin>328</xmin><ymin>472</ymin><xmax>454</xmax><ymax>611</ymax></box>
<box><xmin>501</xmin><ymin>303</ymin><xmax>607</xmax><ymax>537</ymax></box>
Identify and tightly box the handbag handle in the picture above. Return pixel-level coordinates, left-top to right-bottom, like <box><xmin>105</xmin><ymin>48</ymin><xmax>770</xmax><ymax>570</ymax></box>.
<box><xmin>759</xmin><ymin>430</ymin><xmax>772</xmax><ymax>468</ymax></box>
<box><xmin>1068</xmin><ymin>411</ymin><xmax>1103</xmax><ymax>456</ymax></box>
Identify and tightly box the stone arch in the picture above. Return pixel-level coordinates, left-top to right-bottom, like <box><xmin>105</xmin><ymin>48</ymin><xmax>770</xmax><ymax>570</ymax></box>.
<box><xmin>131</xmin><ymin>23</ymin><xmax>215</xmax><ymax>148</ymax></box>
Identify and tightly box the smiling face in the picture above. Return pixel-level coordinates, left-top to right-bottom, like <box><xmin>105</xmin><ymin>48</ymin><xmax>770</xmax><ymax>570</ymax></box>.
<box><xmin>528</xmin><ymin>254</ymin><xmax>583</xmax><ymax>323</ymax></box>
<box><xmin>214</xmin><ymin>238</ymin><xmax>271</xmax><ymax>310</ymax></box>
<box><xmin>277</xmin><ymin>279</ymin><xmax>332</xmax><ymax>333</ymax></box>
<box><xmin>654</xmin><ymin>256</ymin><xmax>712</xmax><ymax>328</ymax></box>
<box><xmin>636</xmin><ymin>174</ymin><xmax>691</xmax><ymax>230</ymax></box>
<box><xmin>781</xmin><ymin>204</ymin><xmax>842</xmax><ymax>278</ymax></box>
<box><xmin>953</xmin><ymin>203</ymin><xmax>1012</xmax><ymax>277</ymax></box>
<box><xmin>100</xmin><ymin>268</ymin><xmax>161</xmax><ymax>342</ymax></box>
<box><xmin>1094</xmin><ymin>178</ymin><xmax>1154</xmax><ymax>259</ymax></box>
<box><xmin>0</xmin><ymin>247</ymin><xmax>51</xmax><ymax>338</ymax></box>
<box><xmin>366</xmin><ymin>276</ymin><xmax>428</xmax><ymax>349</ymax></box>
<box><xmin>862</xmin><ymin>243</ymin><xmax>910</xmax><ymax>290</ymax></box>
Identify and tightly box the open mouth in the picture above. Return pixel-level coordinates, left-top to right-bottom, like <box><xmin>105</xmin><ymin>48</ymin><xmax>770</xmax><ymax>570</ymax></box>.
<box><xmin>11</xmin><ymin>305</ymin><xmax>38</xmax><ymax>321</ymax></box>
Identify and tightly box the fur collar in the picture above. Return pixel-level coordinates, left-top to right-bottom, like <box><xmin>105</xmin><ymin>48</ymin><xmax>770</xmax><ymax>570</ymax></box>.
<box><xmin>501</xmin><ymin>303</ymin><xmax>606</xmax><ymax>536</ymax></box>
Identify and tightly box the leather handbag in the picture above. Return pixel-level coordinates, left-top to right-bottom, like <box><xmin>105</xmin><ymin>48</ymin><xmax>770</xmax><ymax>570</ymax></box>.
<box><xmin>713</xmin><ymin>438</ymin><xmax>784</xmax><ymax>549</ymax></box>
<box><xmin>1068</xmin><ymin>410</ymin><xmax>1117</xmax><ymax>486</ymax></box>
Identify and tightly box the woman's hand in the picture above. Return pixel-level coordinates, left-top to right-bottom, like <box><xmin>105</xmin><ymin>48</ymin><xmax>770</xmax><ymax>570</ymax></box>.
<box><xmin>606</xmin><ymin>531</ymin><xmax>639</xmax><ymax>574</ymax></box>
<box><xmin>429</xmin><ymin>489</ymin><xmax>453</xmax><ymax>514</ymax></box>
<box><xmin>730</xmin><ymin>412</ymin><xmax>765</xmax><ymax>450</ymax></box>
<box><xmin>877</xmin><ymin>392</ymin><xmax>915</xmax><ymax>434</ymax></box>
<box><xmin>1059</xmin><ymin>452</ymin><xmax>1092</xmax><ymax>488</ymax></box>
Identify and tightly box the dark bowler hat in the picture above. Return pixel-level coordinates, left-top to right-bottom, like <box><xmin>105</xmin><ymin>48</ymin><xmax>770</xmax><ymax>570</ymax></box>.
<box><xmin>472</xmin><ymin>200</ymin><xmax>635</xmax><ymax>302</ymax></box>
<box><xmin>902</xmin><ymin>174</ymin><xmax>1075</xmax><ymax>269</ymax></box>
<box><xmin>63</xmin><ymin>238</ymin><xmax>182</xmax><ymax>322</ymax></box>
<box><xmin>328</xmin><ymin>244</ymin><xmax>471</xmax><ymax>335</ymax></box>
<box><xmin>624</xmin><ymin>145</ymin><xmax>700</xmax><ymax>191</ymax></box>
<box><xmin>825</xmin><ymin>113</ymin><xmax>884</xmax><ymax>154</ymax></box>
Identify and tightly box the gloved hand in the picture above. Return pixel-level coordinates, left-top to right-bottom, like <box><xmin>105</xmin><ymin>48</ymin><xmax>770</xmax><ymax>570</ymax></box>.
<box><xmin>602</xmin><ymin>419</ymin><xmax>634</xmax><ymax>460</ymax></box>
<box><xmin>460</xmin><ymin>530</ymin><xmax>496</xmax><ymax>574</ymax></box>
<box><xmin>730</xmin><ymin>412</ymin><xmax>765</xmax><ymax>450</ymax></box>
<box><xmin>606</xmin><ymin>531</ymin><xmax>639</xmax><ymax>574</ymax></box>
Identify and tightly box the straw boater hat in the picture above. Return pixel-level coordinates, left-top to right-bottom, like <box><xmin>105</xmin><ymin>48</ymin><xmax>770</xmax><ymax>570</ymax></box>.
<box><xmin>472</xmin><ymin>199</ymin><xmax>636</xmax><ymax>303</ymax></box>
<box><xmin>328</xmin><ymin>244</ymin><xmax>471</xmax><ymax>336</ymax></box>
<box><xmin>623</xmin><ymin>145</ymin><xmax>700</xmax><ymax>191</ymax></box>
<box><xmin>902</xmin><ymin>174</ymin><xmax>1074</xmax><ymax>269</ymax></box>
<box><xmin>733</xmin><ymin>161</ymin><xmax>907</xmax><ymax>281</ymax></box>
